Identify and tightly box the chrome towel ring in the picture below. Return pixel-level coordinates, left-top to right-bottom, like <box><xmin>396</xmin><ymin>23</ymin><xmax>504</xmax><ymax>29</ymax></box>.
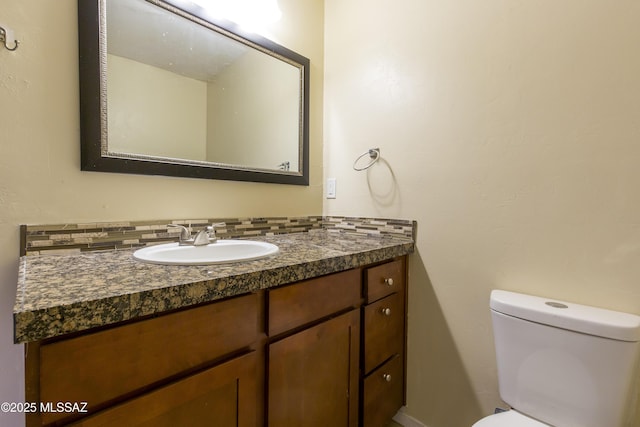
<box><xmin>353</xmin><ymin>148</ymin><xmax>380</xmax><ymax>171</ymax></box>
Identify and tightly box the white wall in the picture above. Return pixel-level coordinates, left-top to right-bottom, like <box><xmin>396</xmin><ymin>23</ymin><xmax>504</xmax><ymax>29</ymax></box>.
<box><xmin>324</xmin><ymin>0</ymin><xmax>640</xmax><ymax>426</ymax></box>
<box><xmin>0</xmin><ymin>0</ymin><xmax>323</xmax><ymax>425</ymax></box>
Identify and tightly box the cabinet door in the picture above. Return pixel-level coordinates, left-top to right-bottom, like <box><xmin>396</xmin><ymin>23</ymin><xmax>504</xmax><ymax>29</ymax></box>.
<box><xmin>268</xmin><ymin>309</ymin><xmax>360</xmax><ymax>427</ymax></box>
<box><xmin>71</xmin><ymin>351</ymin><xmax>258</xmax><ymax>427</ymax></box>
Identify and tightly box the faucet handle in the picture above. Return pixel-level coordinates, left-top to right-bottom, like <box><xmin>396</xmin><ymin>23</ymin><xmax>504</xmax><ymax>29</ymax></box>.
<box><xmin>167</xmin><ymin>224</ymin><xmax>191</xmax><ymax>241</ymax></box>
<box><xmin>207</xmin><ymin>222</ymin><xmax>226</xmax><ymax>239</ymax></box>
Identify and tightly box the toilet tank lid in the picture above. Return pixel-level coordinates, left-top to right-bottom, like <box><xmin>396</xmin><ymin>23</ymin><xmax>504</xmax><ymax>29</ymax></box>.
<box><xmin>490</xmin><ymin>290</ymin><xmax>640</xmax><ymax>342</ymax></box>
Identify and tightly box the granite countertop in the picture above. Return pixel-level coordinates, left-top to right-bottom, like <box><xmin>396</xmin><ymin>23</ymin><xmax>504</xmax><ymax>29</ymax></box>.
<box><xmin>14</xmin><ymin>230</ymin><xmax>414</xmax><ymax>343</ymax></box>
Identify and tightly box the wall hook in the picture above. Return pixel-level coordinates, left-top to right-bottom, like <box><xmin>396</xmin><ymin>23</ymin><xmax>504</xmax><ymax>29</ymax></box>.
<box><xmin>0</xmin><ymin>26</ymin><xmax>19</xmax><ymax>51</ymax></box>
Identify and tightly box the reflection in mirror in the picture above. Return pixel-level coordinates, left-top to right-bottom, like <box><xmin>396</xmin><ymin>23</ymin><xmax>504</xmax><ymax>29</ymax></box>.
<box><xmin>79</xmin><ymin>0</ymin><xmax>310</xmax><ymax>185</ymax></box>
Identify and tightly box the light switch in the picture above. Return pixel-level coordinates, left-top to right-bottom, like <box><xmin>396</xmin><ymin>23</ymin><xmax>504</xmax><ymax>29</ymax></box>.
<box><xmin>326</xmin><ymin>178</ymin><xmax>337</xmax><ymax>199</ymax></box>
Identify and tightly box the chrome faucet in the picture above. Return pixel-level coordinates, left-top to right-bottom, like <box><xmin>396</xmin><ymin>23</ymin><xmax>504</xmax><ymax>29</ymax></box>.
<box><xmin>167</xmin><ymin>223</ymin><xmax>225</xmax><ymax>246</ymax></box>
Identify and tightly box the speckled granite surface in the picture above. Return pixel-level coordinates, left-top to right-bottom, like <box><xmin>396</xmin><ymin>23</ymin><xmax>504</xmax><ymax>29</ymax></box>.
<box><xmin>14</xmin><ymin>230</ymin><xmax>414</xmax><ymax>343</ymax></box>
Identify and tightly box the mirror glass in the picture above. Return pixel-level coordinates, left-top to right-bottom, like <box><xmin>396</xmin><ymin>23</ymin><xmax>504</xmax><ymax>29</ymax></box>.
<box><xmin>79</xmin><ymin>0</ymin><xmax>309</xmax><ymax>185</ymax></box>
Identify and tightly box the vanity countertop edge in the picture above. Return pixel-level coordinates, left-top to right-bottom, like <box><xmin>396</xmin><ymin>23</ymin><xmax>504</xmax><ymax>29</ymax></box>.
<box><xmin>14</xmin><ymin>229</ymin><xmax>414</xmax><ymax>343</ymax></box>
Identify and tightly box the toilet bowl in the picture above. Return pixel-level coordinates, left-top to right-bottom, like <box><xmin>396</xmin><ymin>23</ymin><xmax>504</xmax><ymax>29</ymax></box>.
<box><xmin>472</xmin><ymin>410</ymin><xmax>549</xmax><ymax>427</ymax></box>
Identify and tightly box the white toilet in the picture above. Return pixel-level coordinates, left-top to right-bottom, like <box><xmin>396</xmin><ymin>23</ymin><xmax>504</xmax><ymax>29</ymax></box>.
<box><xmin>473</xmin><ymin>290</ymin><xmax>640</xmax><ymax>427</ymax></box>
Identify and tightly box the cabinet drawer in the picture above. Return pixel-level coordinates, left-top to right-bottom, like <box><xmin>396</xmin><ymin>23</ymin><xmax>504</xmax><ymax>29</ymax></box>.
<box><xmin>71</xmin><ymin>351</ymin><xmax>258</xmax><ymax>427</ymax></box>
<box><xmin>364</xmin><ymin>259</ymin><xmax>404</xmax><ymax>303</ymax></box>
<box><xmin>268</xmin><ymin>269</ymin><xmax>361</xmax><ymax>336</ymax></box>
<box><xmin>362</xmin><ymin>354</ymin><xmax>404</xmax><ymax>427</ymax></box>
<box><xmin>363</xmin><ymin>292</ymin><xmax>404</xmax><ymax>373</ymax></box>
<box><xmin>40</xmin><ymin>293</ymin><xmax>259</xmax><ymax>425</ymax></box>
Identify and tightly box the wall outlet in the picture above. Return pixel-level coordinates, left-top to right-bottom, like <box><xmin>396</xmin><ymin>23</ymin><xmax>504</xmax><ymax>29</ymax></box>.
<box><xmin>326</xmin><ymin>178</ymin><xmax>337</xmax><ymax>199</ymax></box>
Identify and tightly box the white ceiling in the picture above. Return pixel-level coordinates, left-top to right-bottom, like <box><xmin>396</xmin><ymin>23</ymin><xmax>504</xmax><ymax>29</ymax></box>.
<box><xmin>106</xmin><ymin>0</ymin><xmax>248</xmax><ymax>81</ymax></box>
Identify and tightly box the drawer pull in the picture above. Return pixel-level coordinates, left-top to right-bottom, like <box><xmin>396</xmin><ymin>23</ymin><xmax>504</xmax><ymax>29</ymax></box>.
<box><xmin>383</xmin><ymin>373</ymin><xmax>392</xmax><ymax>382</ymax></box>
<box><xmin>384</xmin><ymin>278</ymin><xmax>394</xmax><ymax>286</ymax></box>
<box><xmin>381</xmin><ymin>308</ymin><xmax>392</xmax><ymax>316</ymax></box>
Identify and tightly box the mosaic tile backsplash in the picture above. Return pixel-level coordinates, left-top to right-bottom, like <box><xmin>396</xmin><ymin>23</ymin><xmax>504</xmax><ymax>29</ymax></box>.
<box><xmin>21</xmin><ymin>216</ymin><xmax>416</xmax><ymax>256</ymax></box>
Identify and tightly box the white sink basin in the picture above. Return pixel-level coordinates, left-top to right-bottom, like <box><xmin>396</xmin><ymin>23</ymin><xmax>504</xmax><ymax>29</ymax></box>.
<box><xmin>133</xmin><ymin>240</ymin><xmax>279</xmax><ymax>265</ymax></box>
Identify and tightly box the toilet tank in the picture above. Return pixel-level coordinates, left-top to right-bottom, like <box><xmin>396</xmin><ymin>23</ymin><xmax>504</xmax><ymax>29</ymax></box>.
<box><xmin>490</xmin><ymin>290</ymin><xmax>640</xmax><ymax>427</ymax></box>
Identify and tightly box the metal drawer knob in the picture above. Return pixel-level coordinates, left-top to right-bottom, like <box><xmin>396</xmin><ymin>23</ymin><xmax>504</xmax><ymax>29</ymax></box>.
<box><xmin>381</xmin><ymin>308</ymin><xmax>392</xmax><ymax>316</ymax></box>
<box><xmin>384</xmin><ymin>278</ymin><xmax>394</xmax><ymax>286</ymax></box>
<box><xmin>383</xmin><ymin>373</ymin><xmax>392</xmax><ymax>382</ymax></box>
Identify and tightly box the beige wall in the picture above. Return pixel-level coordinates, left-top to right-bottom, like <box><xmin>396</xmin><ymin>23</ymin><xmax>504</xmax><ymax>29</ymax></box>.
<box><xmin>324</xmin><ymin>0</ymin><xmax>640</xmax><ymax>426</ymax></box>
<box><xmin>207</xmin><ymin>50</ymin><xmax>300</xmax><ymax>169</ymax></box>
<box><xmin>0</xmin><ymin>1</ymin><xmax>322</xmax><ymax>425</ymax></box>
<box><xmin>108</xmin><ymin>54</ymin><xmax>208</xmax><ymax>160</ymax></box>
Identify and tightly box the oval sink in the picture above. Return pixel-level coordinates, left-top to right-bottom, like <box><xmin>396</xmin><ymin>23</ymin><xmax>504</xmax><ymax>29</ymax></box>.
<box><xmin>133</xmin><ymin>240</ymin><xmax>279</xmax><ymax>265</ymax></box>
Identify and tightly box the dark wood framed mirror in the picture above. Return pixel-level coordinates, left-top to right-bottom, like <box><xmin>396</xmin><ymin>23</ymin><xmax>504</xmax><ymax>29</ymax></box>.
<box><xmin>78</xmin><ymin>0</ymin><xmax>310</xmax><ymax>185</ymax></box>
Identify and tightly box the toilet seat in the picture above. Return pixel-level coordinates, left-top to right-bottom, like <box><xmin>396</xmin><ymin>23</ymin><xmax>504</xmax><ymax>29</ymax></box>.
<box><xmin>472</xmin><ymin>410</ymin><xmax>551</xmax><ymax>427</ymax></box>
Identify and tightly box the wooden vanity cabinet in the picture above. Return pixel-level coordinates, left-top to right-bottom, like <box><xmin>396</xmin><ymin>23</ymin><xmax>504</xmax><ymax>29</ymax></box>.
<box><xmin>25</xmin><ymin>257</ymin><xmax>408</xmax><ymax>427</ymax></box>
<box><xmin>361</xmin><ymin>258</ymin><xmax>407</xmax><ymax>427</ymax></box>
<box><xmin>267</xmin><ymin>269</ymin><xmax>361</xmax><ymax>427</ymax></box>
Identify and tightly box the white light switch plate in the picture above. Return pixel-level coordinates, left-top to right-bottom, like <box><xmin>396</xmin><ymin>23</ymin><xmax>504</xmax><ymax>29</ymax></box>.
<box><xmin>326</xmin><ymin>178</ymin><xmax>336</xmax><ymax>199</ymax></box>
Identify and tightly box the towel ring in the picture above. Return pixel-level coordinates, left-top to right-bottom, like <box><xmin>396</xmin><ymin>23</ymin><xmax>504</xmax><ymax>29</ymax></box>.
<box><xmin>353</xmin><ymin>148</ymin><xmax>380</xmax><ymax>171</ymax></box>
